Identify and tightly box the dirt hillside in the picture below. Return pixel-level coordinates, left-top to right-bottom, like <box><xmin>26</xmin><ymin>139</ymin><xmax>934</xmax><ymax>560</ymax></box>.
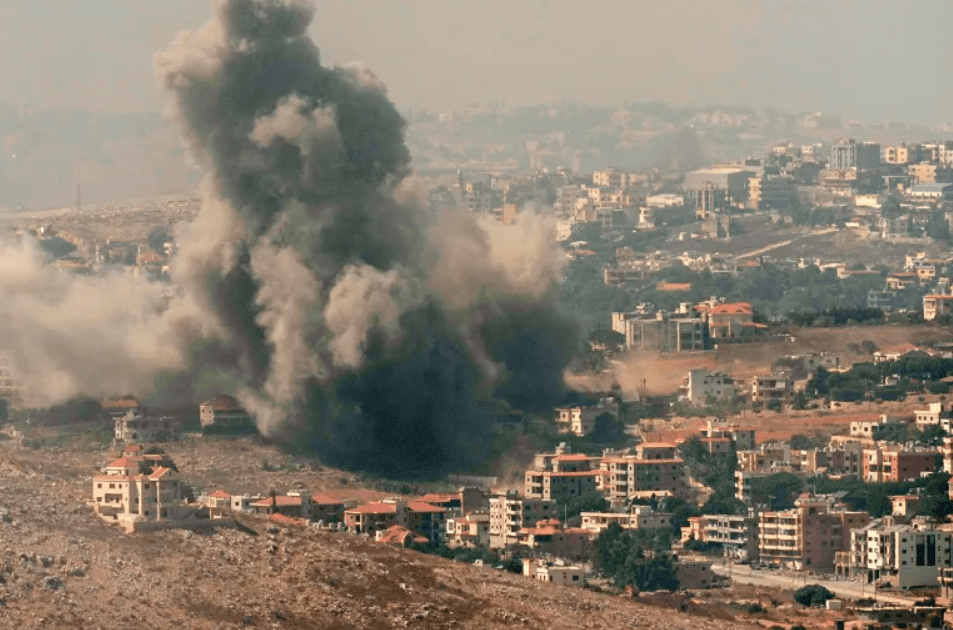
<box><xmin>0</xmin><ymin>444</ymin><xmax>756</xmax><ymax>630</ymax></box>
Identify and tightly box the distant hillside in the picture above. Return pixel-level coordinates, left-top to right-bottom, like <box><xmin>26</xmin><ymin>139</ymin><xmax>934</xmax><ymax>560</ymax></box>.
<box><xmin>0</xmin><ymin>104</ymin><xmax>200</xmax><ymax>210</ymax></box>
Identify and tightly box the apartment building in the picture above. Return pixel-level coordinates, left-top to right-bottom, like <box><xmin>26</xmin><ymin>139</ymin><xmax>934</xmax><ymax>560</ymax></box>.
<box><xmin>750</xmin><ymin>374</ymin><xmax>794</xmax><ymax>405</ymax></box>
<box><xmin>579</xmin><ymin>505</ymin><xmax>673</xmax><ymax>534</ymax></box>
<box><xmin>736</xmin><ymin>443</ymin><xmax>791</xmax><ymax>472</ymax></box>
<box><xmin>516</xmin><ymin>519</ymin><xmax>594</xmax><ymax>559</ymax></box>
<box><xmin>680</xmin><ymin>370</ymin><xmax>735</xmax><ymax>407</ymax></box>
<box><xmin>915</xmin><ymin>403</ymin><xmax>952</xmax><ymax>432</ymax></box>
<box><xmin>199</xmin><ymin>394</ymin><xmax>255</xmax><ymax>434</ymax></box>
<box><xmin>681</xmin><ymin>510</ymin><xmax>760</xmax><ymax>560</ymax></box>
<box><xmin>344</xmin><ymin>499</ymin><xmax>447</xmax><ymax>543</ymax></box>
<box><xmin>758</xmin><ymin>495</ymin><xmax>869</xmax><ymax>570</ymax></box>
<box><xmin>924</xmin><ymin>294</ymin><xmax>953</xmax><ymax>321</ymax></box>
<box><xmin>446</xmin><ymin>513</ymin><xmax>490</xmax><ymax>548</ymax></box>
<box><xmin>850</xmin><ymin>517</ymin><xmax>953</xmax><ymax>588</ymax></box>
<box><xmin>488</xmin><ymin>492</ymin><xmax>558</xmax><ymax>549</ymax></box>
<box><xmin>113</xmin><ymin>409</ymin><xmax>181</xmax><ymax>445</ymax></box>
<box><xmin>862</xmin><ymin>446</ymin><xmax>939</xmax><ymax>483</ymax></box>
<box><xmin>554</xmin><ymin>398</ymin><xmax>619</xmax><ymax>437</ymax></box>
<box><xmin>700</xmin><ymin>419</ymin><xmax>756</xmax><ymax>451</ymax></box>
<box><xmin>92</xmin><ymin>455</ymin><xmax>189</xmax><ymax>529</ymax></box>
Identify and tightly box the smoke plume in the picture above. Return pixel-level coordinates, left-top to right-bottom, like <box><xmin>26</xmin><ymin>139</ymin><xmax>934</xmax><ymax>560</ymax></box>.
<box><xmin>0</xmin><ymin>0</ymin><xmax>578</xmax><ymax>475</ymax></box>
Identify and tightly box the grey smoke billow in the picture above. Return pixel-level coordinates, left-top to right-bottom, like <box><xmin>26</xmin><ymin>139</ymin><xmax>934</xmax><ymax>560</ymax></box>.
<box><xmin>155</xmin><ymin>0</ymin><xmax>579</xmax><ymax>474</ymax></box>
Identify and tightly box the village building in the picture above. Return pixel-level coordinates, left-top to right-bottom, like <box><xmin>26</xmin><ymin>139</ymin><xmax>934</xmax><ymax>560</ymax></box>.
<box><xmin>522</xmin><ymin>558</ymin><xmax>585</xmax><ymax>587</ymax></box>
<box><xmin>91</xmin><ymin>455</ymin><xmax>191</xmax><ymax>532</ymax></box>
<box><xmin>199</xmin><ymin>394</ymin><xmax>256</xmax><ymax>434</ymax></box>
<box><xmin>488</xmin><ymin>492</ymin><xmax>558</xmax><ymax>548</ymax></box>
<box><xmin>113</xmin><ymin>409</ymin><xmax>181</xmax><ymax>445</ymax></box>
<box><xmin>446</xmin><ymin>512</ymin><xmax>491</xmax><ymax>548</ymax></box>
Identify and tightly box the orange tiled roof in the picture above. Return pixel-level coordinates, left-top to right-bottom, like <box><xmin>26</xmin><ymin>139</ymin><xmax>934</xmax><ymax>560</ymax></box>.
<box><xmin>346</xmin><ymin>502</ymin><xmax>398</xmax><ymax>515</ymax></box>
<box><xmin>208</xmin><ymin>489</ymin><xmax>231</xmax><ymax>499</ymax></box>
<box><xmin>201</xmin><ymin>394</ymin><xmax>244</xmax><ymax>411</ymax></box>
<box><xmin>407</xmin><ymin>501</ymin><xmax>446</xmax><ymax>513</ymax></box>
<box><xmin>269</xmin><ymin>513</ymin><xmax>306</xmax><ymax>526</ymax></box>
<box><xmin>100</xmin><ymin>397</ymin><xmax>140</xmax><ymax>410</ymax></box>
<box><xmin>250</xmin><ymin>495</ymin><xmax>304</xmax><ymax>508</ymax></box>
<box><xmin>638</xmin><ymin>442</ymin><xmax>677</xmax><ymax>449</ymax></box>
<box><xmin>310</xmin><ymin>492</ymin><xmax>347</xmax><ymax>505</ymax></box>
<box><xmin>709</xmin><ymin>302</ymin><xmax>753</xmax><ymax>315</ymax></box>
<box><xmin>148</xmin><ymin>467</ymin><xmax>174</xmax><ymax>480</ymax></box>
<box><xmin>104</xmin><ymin>457</ymin><xmax>140</xmax><ymax>469</ymax></box>
<box><xmin>377</xmin><ymin>525</ymin><xmax>429</xmax><ymax>545</ymax></box>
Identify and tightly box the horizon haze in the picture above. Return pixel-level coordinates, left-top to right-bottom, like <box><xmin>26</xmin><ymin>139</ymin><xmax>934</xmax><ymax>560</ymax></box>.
<box><xmin>0</xmin><ymin>0</ymin><xmax>951</xmax><ymax>124</ymax></box>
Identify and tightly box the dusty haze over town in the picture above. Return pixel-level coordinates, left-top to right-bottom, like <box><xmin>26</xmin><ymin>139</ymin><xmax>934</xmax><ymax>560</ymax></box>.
<box><xmin>0</xmin><ymin>0</ymin><xmax>950</xmax><ymax>122</ymax></box>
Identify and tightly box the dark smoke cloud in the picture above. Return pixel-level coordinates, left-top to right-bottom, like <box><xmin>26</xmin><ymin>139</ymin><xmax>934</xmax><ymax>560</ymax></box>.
<box><xmin>154</xmin><ymin>0</ymin><xmax>579</xmax><ymax>474</ymax></box>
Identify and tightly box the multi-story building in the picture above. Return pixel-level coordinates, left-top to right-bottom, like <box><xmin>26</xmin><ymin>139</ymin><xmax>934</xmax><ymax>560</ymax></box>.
<box><xmin>92</xmin><ymin>454</ymin><xmax>189</xmax><ymax>530</ymax></box>
<box><xmin>681</xmin><ymin>510</ymin><xmax>760</xmax><ymax>560</ymax></box>
<box><xmin>683</xmin><ymin>166</ymin><xmax>755</xmax><ymax>217</ymax></box>
<box><xmin>580</xmin><ymin>505</ymin><xmax>673</xmax><ymax>534</ymax></box>
<box><xmin>488</xmin><ymin>492</ymin><xmax>558</xmax><ymax>548</ymax></box>
<box><xmin>516</xmin><ymin>519</ymin><xmax>595</xmax><ymax>559</ymax></box>
<box><xmin>622</xmin><ymin>312</ymin><xmax>708</xmax><ymax>353</ymax></box>
<box><xmin>829</xmin><ymin>139</ymin><xmax>879</xmax><ymax>170</ymax></box>
<box><xmin>199</xmin><ymin>394</ymin><xmax>256</xmax><ymax>434</ymax></box>
<box><xmin>915</xmin><ymin>402</ymin><xmax>952</xmax><ymax>432</ymax></box>
<box><xmin>680</xmin><ymin>370</ymin><xmax>734</xmax><ymax>406</ymax></box>
<box><xmin>553</xmin><ymin>398</ymin><xmax>620</xmax><ymax>436</ymax></box>
<box><xmin>758</xmin><ymin>495</ymin><xmax>869</xmax><ymax>570</ymax></box>
<box><xmin>700</xmin><ymin>419</ymin><xmax>756</xmax><ymax>451</ymax></box>
<box><xmin>113</xmin><ymin>409</ymin><xmax>181</xmax><ymax>445</ymax></box>
<box><xmin>882</xmin><ymin>143</ymin><xmax>916</xmax><ymax>165</ymax></box>
<box><xmin>706</xmin><ymin>302</ymin><xmax>756</xmax><ymax>338</ymax></box>
<box><xmin>850</xmin><ymin>517</ymin><xmax>953</xmax><ymax>588</ymax></box>
<box><xmin>600</xmin><ymin>445</ymin><xmax>688</xmax><ymax>502</ymax></box>
<box><xmin>862</xmin><ymin>446</ymin><xmax>939</xmax><ymax>483</ymax></box>
<box><xmin>446</xmin><ymin>512</ymin><xmax>490</xmax><ymax>548</ymax></box>
<box><xmin>344</xmin><ymin>499</ymin><xmax>447</xmax><ymax>544</ymax></box>
<box><xmin>924</xmin><ymin>293</ymin><xmax>953</xmax><ymax>321</ymax></box>
<box><xmin>750</xmin><ymin>374</ymin><xmax>794</xmax><ymax>405</ymax></box>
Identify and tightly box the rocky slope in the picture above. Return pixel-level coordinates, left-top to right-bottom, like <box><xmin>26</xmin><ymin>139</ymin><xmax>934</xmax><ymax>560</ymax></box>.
<box><xmin>0</xmin><ymin>444</ymin><xmax>753</xmax><ymax>630</ymax></box>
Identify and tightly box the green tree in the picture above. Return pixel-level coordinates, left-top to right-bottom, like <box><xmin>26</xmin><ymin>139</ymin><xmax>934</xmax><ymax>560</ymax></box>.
<box><xmin>38</xmin><ymin>237</ymin><xmax>76</xmax><ymax>259</ymax></box>
<box><xmin>794</xmin><ymin>584</ymin><xmax>834</xmax><ymax>607</ymax></box>
<box><xmin>563</xmin><ymin>491</ymin><xmax>609</xmax><ymax>520</ymax></box>
<box><xmin>148</xmin><ymin>225</ymin><xmax>171</xmax><ymax>252</ymax></box>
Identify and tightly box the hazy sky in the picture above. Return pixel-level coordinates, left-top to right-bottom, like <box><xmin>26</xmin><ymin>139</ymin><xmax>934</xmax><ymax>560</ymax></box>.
<box><xmin>1</xmin><ymin>0</ymin><xmax>951</xmax><ymax>123</ymax></box>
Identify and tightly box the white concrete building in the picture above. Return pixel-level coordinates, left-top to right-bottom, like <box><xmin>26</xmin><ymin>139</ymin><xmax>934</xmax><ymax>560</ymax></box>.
<box><xmin>522</xmin><ymin>559</ymin><xmax>585</xmax><ymax>587</ymax></box>
<box><xmin>850</xmin><ymin>517</ymin><xmax>953</xmax><ymax>588</ymax></box>
<box><xmin>579</xmin><ymin>505</ymin><xmax>673</xmax><ymax>534</ymax></box>
<box><xmin>489</xmin><ymin>492</ymin><xmax>558</xmax><ymax>549</ymax></box>
<box><xmin>680</xmin><ymin>370</ymin><xmax>734</xmax><ymax>407</ymax></box>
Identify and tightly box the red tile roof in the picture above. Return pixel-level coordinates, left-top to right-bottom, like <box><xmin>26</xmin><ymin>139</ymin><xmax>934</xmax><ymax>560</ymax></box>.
<box><xmin>554</xmin><ymin>454</ymin><xmax>592</xmax><ymax>461</ymax></box>
<box><xmin>310</xmin><ymin>492</ymin><xmax>347</xmax><ymax>505</ymax></box>
<box><xmin>207</xmin><ymin>489</ymin><xmax>231</xmax><ymax>500</ymax></box>
<box><xmin>376</xmin><ymin>525</ymin><xmax>429</xmax><ymax>545</ymax></box>
<box><xmin>407</xmin><ymin>501</ymin><xmax>446</xmax><ymax>513</ymax></box>
<box><xmin>345</xmin><ymin>502</ymin><xmax>398</xmax><ymax>515</ymax></box>
<box><xmin>104</xmin><ymin>457</ymin><xmax>140</xmax><ymax>469</ymax></box>
<box><xmin>546</xmin><ymin>471</ymin><xmax>601</xmax><ymax>478</ymax></box>
<box><xmin>250</xmin><ymin>495</ymin><xmax>304</xmax><ymax>508</ymax></box>
<box><xmin>269</xmin><ymin>513</ymin><xmax>307</xmax><ymax>527</ymax></box>
<box><xmin>709</xmin><ymin>302</ymin><xmax>753</xmax><ymax>315</ymax></box>
<box><xmin>148</xmin><ymin>467</ymin><xmax>174</xmax><ymax>480</ymax></box>
<box><xmin>638</xmin><ymin>442</ymin><xmax>677</xmax><ymax>449</ymax></box>
<box><xmin>101</xmin><ymin>397</ymin><xmax>140</xmax><ymax>410</ymax></box>
<box><xmin>201</xmin><ymin>394</ymin><xmax>244</xmax><ymax>411</ymax></box>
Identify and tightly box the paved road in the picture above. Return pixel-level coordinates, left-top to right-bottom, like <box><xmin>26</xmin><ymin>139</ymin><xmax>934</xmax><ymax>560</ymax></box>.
<box><xmin>711</xmin><ymin>562</ymin><xmax>916</xmax><ymax>606</ymax></box>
